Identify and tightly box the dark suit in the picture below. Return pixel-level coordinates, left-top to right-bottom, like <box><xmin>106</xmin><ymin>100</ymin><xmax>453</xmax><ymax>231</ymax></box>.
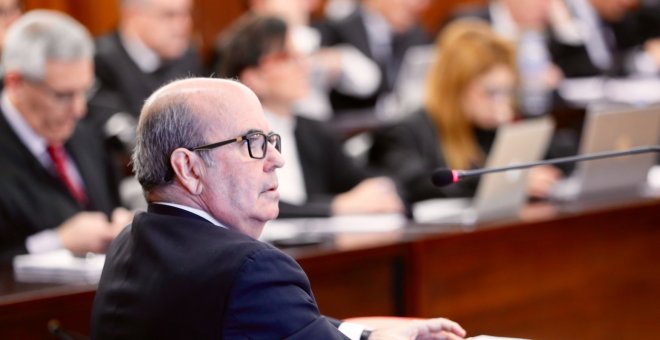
<box><xmin>316</xmin><ymin>7</ymin><xmax>430</xmax><ymax>112</ymax></box>
<box><xmin>0</xmin><ymin>108</ymin><xmax>121</xmax><ymax>262</ymax></box>
<box><xmin>369</xmin><ymin>109</ymin><xmax>494</xmax><ymax>202</ymax></box>
<box><xmin>91</xmin><ymin>204</ymin><xmax>348</xmax><ymax>339</ymax></box>
<box><xmin>278</xmin><ymin>116</ymin><xmax>370</xmax><ymax>217</ymax></box>
<box><xmin>87</xmin><ymin>32</ymin><xmax>204</xmax><ymax>130</ymax></box>
<box><xmin>548</xmin><ymin>4</ymin><xmax>660</xmax><ymax>77</ymax></box>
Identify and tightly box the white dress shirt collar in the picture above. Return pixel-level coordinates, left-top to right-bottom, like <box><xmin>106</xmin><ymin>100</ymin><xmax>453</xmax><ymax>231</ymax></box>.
<box><xmin>1</xmin><ymin>92</ymin><xmax>50</xmax><ymax>167</ymax></box>
<box><xmin>489</xmin><ymin>0</ymin><xmax>519</xmax><ymax>40</ymax></box>
<box><xmin>119</xmin><ymin>32</ymin><xmax>162</xmax><ymax>73</ymax></box>
<box><xmin>153</xmin><ymin>202</ymin><xmax>228</xmax><ymax>229</ymax></box>
<box><xmin>361</xmin><ymin>6</ymin><xmax>393</xmax><ymax>62</ymax></box>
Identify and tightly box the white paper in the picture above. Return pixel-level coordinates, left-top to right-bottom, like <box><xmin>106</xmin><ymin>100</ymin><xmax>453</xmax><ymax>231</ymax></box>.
<box><xmin>13</xmin><ymin>250</ymin><xmax>105</xmax><ymax>284</ymax></box>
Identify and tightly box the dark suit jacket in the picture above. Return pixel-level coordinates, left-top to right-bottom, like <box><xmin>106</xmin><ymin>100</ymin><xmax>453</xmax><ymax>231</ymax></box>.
<box><xmin>316</xmin><ymin>7</ymin><xmax>430</xmax><ymax>112</ymax></box>
<box><xmin>0</xmin><ymin>108</ymin><xmax>121</xmax><ymax>262</ymax></box>
<box><xmin>278</xmin><ymin>116</ymin><xmax>370</xmax><ymax>217</ymax></box>
<box><xmin>369</xmin><ymin>109</ymin><xmax>494</xmax><ymax>202</ymax></box>
<box><xmin>548</xmin><ymin>5</ymin><xmax>660</xmax><ymax>77</ymax></box>
<box><xmin>91</xmin><ymin>204</ymin><xmax>348</xmax><ymax>339</ymax></box>
<box><xmin>87</xmin><ymin>31</ymin><xmax>204</xmax><ymax>130</ymax></box>
<box><xmin>446</xmin><ymin>3</ymin><xmax>660</xmax><ymax>77</ymax></box>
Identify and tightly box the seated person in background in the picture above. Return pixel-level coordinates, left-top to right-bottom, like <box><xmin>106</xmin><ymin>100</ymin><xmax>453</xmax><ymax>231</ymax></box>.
<box><xmin>228</xmin><ymin>0</ymin><xmax>381</xmax><ymax>121</ymax></box>
<box><xmin>87</xmin><ymin>0</ymin><xmax>204</xmax><ymax>158</ymax></box>
<box><xmin>550</xmin><ymin>0</ymin><xmax>660</xmax><ymax>77</ymax></box>
<box><xmin>91</xmin><ymin>77</ymin><xmax>467</xmax><ymax>339</ymax></box>
<box><xmin>316</xmin><ymin>0</ymin><xmax>432</xmax><ymax>113</ymax></box>
<box><xmin>446</xmin><ymin>0</ymin><xmax>566</xmax><ymax>116</ymax></box>
<box><xmin>0</xmin><ymin>10</ymin><xmax>131</xmax><ymax>263</ymax></box>
<box><xmin>217</xmin><ymin>14</ymin><xmax>404</xmax><ymax>218</ymax></box>
<box><xmin>370</xmin><ymin>19</ymin><xmax>561</xmax><ymax>203</ymax></box>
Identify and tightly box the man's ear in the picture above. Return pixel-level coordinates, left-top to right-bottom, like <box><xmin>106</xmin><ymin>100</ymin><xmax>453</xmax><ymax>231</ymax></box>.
<box><xmin>170</xmin><ymin>148</ymin><xmax>205</xmax><ymax>195</ymax></box>
<box><xmin>4</xmin><ymin>71</ymin><xmax>24</xmax><ymax>90</ymax></box>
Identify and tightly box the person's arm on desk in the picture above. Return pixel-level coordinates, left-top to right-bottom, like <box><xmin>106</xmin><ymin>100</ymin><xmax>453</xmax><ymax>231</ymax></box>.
<box><xmin>332</xmin><ymin>177</ymin><xmax>405</xmax><ymax>215</ymax></box>
<box><xmin>360</xmin><ymin>318</ymin><xmax>466</xmax><ymax>340</ymax></box>
<box><xmin>27</xmin><ymin>207</ymin><xmax>132</xmax><ymax>256</ymax></box>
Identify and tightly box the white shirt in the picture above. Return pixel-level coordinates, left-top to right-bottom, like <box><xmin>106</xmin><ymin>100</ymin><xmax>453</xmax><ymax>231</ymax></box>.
<box><xmin>152</xmin><ymin>202</ymin><xmax>228</xmax><ymax>228</ymax></box>
<box><xmin>490</xmin><ymin>0</ymin><xmax>520</xmax><ymax>40</ymax></box>
<box><xmin>264</xmin><ymin>111</ymin><xmax>308</xmax><ymax>205</ymax></box>
<box><xmin>120</xmin><ymin>32</ymin><xmax>162</xmax><ymax>73</ymax></box>
<box><xmin>362</xmin><ymin>6</ymin><xmax>393</xmax><ymax>66</ymax></box>
<box><xmin>568</xmin><ymin>0</ymin><xmax>614</xmax><ymax>70</ymax></box>
<box><xmin>291</xmin><ymin>25</ymin><xmax>380</xmax><ymax>120</ymax></box>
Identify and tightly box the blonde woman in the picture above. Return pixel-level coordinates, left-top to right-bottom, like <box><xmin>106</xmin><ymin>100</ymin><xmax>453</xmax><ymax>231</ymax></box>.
<box><xmin>370</xmin><ymin>19</ymin><xmax>560</xmax><ymax>202</ymax></box>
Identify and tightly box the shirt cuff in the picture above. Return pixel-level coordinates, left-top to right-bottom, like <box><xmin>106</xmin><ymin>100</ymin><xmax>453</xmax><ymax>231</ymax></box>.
<box><xmin>26</xmin><ymin>229</ymin><xmax>62</xmax><ymax>254</ymax></box>
<box><xmin>338</xmin><ymin>322</ymin><xmax>367</xmax><ymax>340</ymax></box>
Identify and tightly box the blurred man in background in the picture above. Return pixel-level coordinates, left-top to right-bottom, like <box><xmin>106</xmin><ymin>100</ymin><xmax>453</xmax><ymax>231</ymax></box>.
<box><xmin>87</xmin><ymin>0</ymin><xmax>204</xmax><ymax>170</ymax></box>
<box><xmin>0</xmin><ymin>10</ymin><xmax>130</xmax><ymax>262</ymax></box>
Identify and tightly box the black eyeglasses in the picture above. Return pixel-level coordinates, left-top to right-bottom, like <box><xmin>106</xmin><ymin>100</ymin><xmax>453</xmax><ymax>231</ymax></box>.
<box><xmin>25</xmin><ymin>78</ymin><xmax>93</xmax><ymax>106</ymax></box>
<box><xmin>189</xmin><ymin>131</ymin><xmax>281</xmax><ymax>159</ymax></box>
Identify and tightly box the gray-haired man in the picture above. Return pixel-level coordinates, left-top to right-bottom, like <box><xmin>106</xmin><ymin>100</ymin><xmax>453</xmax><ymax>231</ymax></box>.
<box><xmin>0</xmin><ymin>10</ymin><xmax>131</xmax><ymax>262</ymax></box>
<box><xmin>91</xmin><ymin>77</ymin><xmax>466</xmax><ymax>339</ymax></box>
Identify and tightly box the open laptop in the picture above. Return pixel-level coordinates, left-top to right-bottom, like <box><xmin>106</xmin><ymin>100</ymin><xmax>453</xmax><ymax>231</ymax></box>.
<box><xmin>551</xmin><ymin>104</ymin><xmax>660</xmax><ymax>201</ymax></box>
<box><xmin>414</xmin><ymin>117</ymin><xmax>555</xmax><ymax>225</ymax></box>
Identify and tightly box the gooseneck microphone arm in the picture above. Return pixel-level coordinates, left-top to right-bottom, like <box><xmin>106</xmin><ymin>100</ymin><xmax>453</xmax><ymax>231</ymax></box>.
<box><xmin>432</xmin><ymin>145</ymin><xmax>660</xmax><ymax>187</ymax></box>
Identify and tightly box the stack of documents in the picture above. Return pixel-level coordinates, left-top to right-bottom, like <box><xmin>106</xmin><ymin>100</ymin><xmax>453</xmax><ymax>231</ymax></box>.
<box><xmin>13</xmin><ymin>250</ymin><xmax>105</xmax><ymax>284</ymax></box>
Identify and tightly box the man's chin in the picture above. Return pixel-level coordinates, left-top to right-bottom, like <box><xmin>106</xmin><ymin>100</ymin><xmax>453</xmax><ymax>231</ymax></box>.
<box><xmin>46</xmin><ymin>130</ymin><xmax>75</xmax><ymax>145</ymax></box>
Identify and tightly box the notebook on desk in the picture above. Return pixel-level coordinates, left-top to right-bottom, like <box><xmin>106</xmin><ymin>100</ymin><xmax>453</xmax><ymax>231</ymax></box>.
<box><xmin>551</xmin><ymin>104</ymin><xmax>660</xmax><ymax>201</ymax></box>
<box><xmin>414</xmin><ymin>117</ymin><xmax>555</xmax><ymax>225</ymax></box>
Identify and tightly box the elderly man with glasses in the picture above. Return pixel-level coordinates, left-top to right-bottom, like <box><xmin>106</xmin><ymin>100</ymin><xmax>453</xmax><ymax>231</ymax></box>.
<box><xmin>91</xmin><ymin>77</ymin><xmax>466</xmax><ymax>339</ymax></box>
<box><xmin>0</xmin><ymin>10</ymin><xmax>131</xmax><ymax>262</ymax></box>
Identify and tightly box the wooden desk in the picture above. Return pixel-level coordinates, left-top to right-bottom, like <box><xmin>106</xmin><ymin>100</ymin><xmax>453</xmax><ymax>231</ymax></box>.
<box><xmin>405</xmin><ymin>198</ymin><xmax>660</xmax><ymax>339</ymax></box>
<box><xmin>0</xmin><ymin>269</ymin><xmax>95</xmax><ymax>339</ymax></box>
<box><xmin>1</xmin><ymin>197</ymin><xmax>658</xmax><ymax>339</ymax></box>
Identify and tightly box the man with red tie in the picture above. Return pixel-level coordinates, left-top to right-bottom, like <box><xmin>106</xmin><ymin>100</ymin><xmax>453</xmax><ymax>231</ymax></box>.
<box><xmin>0</xmin><ymin>10</ymin><xmax>131</xmax><ymax>262</ymax></box>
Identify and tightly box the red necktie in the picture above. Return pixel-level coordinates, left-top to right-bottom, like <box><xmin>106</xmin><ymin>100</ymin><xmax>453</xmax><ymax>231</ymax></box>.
<box><xmin>46</xmin><ymin>145</ymin><xmax>88</xmax><ymax>206</ymax></box>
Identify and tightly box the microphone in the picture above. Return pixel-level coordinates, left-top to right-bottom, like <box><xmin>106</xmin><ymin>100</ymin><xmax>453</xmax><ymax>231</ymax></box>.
<box><xmin>431</xmin><ymin>145</ymin><xmax>660</xmax><ymax>187</ymax></box>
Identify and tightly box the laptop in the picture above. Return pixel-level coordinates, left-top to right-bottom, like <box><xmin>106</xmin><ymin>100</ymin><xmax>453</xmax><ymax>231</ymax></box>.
<box><xmin>414</xmin><ymin>117</ymin><xmax>555</xmax><ymax>225</ymax></box>
<box><xmin>551</xmin><ymin>104</ymin><xmax>660</xmax><ymax>201</ymax></box>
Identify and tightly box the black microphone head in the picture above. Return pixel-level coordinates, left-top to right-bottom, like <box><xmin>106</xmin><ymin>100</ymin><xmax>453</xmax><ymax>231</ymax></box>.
<box><xmin>431</xmin><ymin>168</ymin><xmax>456</xmax><ymax>187</ymax></box>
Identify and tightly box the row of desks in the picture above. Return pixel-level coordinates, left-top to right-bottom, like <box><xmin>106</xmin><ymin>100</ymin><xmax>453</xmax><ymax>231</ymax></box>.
<box><xmin>1</xmin><ymin>196</ymin><xmax>659</xmax><ymax>339</ymax></box>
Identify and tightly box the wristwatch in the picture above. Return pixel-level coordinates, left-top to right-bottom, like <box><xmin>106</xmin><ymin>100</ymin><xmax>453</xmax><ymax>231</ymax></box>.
<box><xmin>360</xmin><ymin>329</ymin><xmax>373</xmax><ymax>340</ymax></box>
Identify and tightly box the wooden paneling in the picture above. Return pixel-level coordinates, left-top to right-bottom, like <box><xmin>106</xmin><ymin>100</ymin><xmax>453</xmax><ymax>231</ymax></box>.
<box><xmin>2</xmin><ymin>197</ymin><xmax>660</xmax><ymax>339</ymax></box>
<box><xmin>22</xmin><ymin>0</ymin><xmax>487</xmax><ymax>62</ymax></box>
<box><xmin>407</xmin><ymin>200</ymin><xmax>660</xmax><ymax>339</ymax></box>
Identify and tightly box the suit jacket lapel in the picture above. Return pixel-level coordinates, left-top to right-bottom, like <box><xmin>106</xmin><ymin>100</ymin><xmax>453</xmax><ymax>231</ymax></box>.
<box><xmin>0</xmin><ymin>107</ymin><xmax>73</xmax><ymax>197</ymax></box>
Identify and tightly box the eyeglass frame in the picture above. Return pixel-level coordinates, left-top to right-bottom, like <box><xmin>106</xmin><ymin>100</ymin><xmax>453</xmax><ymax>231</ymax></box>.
<box><xmin>188</xmin><ymin>131</ymin><xmax>282</xmax><ymax>160</ymax></box>
<box><xmin>23</xmin><ymin>77</ymin><xmax>93</xmax><ymax>106</ymax></box>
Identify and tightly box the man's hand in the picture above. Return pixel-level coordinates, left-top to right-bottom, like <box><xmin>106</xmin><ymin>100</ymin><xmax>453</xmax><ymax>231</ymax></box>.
<box><xmin>57</xmin><ymin>212</ymin><xmax>116</xmax><ymax>255</ymax></box>
<box><xmin>369</xmin><ymin>318</ymin><xmax>467</xmax><ymax>340</ymax></box>
<box><xmin>332</xmin><ymin>177</ymin><xmax>405</xmax><ymax>215</ymax></box>
<box><xmin>527</xmin><ymin>165</ymin><xmax>562</xmax><ymax>199</ymax></box>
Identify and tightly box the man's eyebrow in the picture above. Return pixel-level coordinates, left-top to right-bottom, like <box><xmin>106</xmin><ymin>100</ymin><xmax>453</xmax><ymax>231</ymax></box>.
<box><xmin>243</xmin><ymin>128</ymin><xmax>269</xmax><ymax>135</ymax></box>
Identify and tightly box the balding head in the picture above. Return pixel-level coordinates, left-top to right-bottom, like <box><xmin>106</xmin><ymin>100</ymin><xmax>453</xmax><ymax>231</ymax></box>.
<box><xmin>133</xmin><ymin>78</ymin><xmax>260</xmax><ymax>194</ymax></box>
<box><xmin>133</xmin><ymin>77</ymin><xmax>284</xmax><ymax>235</ymax></box>
<box><xmin>119</xmin><ymin>0</ymin><xmax>192</xmax><ymax>59</ymax></box>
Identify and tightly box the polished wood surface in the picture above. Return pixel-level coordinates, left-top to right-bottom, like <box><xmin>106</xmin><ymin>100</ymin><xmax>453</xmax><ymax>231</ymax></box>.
<box><xmin>1</xmin><ymin>196</ymin><xmax>658</xmax><ymax>339</ymax></box>
<box><xmin>406</xmin><ymin>198</ymin><xmax>660</xmax><ymax>339</ymax></box>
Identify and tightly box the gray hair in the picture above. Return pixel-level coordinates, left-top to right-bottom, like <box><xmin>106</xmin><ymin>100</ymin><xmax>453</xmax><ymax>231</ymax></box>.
<box><xmin>2</xmin><ymin>9</ymin><xmax>94</xmax><ymax>81</ymax></box>
<box><xmin>132</xmin><ymin>92</ymin><xmax>213</xmax><ymax>193</ymax></box>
